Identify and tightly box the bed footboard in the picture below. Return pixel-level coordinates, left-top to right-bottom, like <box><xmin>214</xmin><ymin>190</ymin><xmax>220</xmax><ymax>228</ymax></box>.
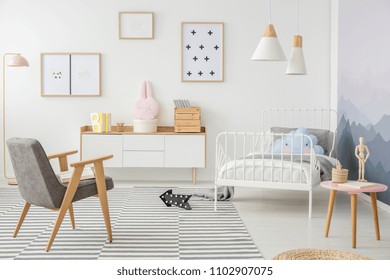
<box><xmin>214</xmin><ymin>131</ymin><xmax>320</xmax><ymax>217</ymax></box>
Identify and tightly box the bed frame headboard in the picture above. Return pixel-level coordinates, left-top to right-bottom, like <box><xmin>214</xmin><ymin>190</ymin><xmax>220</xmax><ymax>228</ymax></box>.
<box><xmin>262</xmin><ymin>108</ymin><xmax>338</xmax><ymax>132</ymax></box>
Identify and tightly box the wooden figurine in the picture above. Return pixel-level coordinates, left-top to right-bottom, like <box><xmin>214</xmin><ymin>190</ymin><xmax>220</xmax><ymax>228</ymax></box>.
<box><xmin>355</xmin><ymin>137</ymin><xmax>370</xmax><ymax>182</ymax></box>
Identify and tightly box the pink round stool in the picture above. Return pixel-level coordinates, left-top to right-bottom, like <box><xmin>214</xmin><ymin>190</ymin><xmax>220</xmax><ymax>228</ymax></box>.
<box><xmin>320</xmin><ymin>180</ymin><xmax>388</xmax><ymax>248</ymax></box>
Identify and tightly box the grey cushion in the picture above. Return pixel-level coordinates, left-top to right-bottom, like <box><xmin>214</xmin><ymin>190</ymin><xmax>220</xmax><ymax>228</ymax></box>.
<box><xmin>270</xmin><ymin>127</ymin><xmax>335</xmax><ymax>157</ymax></box>
<box><xmin>7</xmin><ymin>137</ymin><xmax>113</xmax><ymax>209</ymax></box>
<box><xmin>62</xmin><ymin>177</ymin><xmax>114</xmax><ymax>202</ymax></box>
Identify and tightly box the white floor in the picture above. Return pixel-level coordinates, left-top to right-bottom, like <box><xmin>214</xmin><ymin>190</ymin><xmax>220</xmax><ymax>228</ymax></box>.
<box><xmin>114</xmin><ymin>180</ymin><xmax>390</xmax><ymax>260</ymax></box>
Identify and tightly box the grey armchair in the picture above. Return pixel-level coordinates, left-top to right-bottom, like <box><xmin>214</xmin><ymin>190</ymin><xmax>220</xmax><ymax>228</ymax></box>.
<box><xmin>7</xmin><ymin>138</ymin><xmax>114</xmax><ymax>252</ymax></box>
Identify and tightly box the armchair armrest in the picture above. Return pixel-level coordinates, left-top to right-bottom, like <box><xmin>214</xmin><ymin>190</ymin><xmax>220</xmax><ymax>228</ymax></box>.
<box><xmin>47</xmin><ymin>150</ymin><xmax>78</xmax><ymax>160</ymax></box>
<box><xmin>48</xmin><ymin>150</ymin><xmax>78</xmax><ymax>172</ymax></box>
<box><xmin>56</xmin><ymin>154</ymin><xmax>114</xmax><ymax>247</ymax></box>
<box><xmin>70</xmin><ymin>155</ymin><xmax>113</xmax><ymax>168</ymax></box>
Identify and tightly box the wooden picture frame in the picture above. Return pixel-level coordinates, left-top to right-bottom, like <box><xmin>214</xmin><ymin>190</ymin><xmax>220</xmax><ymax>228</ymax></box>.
<box><xmin>41</xmin><ymin>53</ymin><xmax>101</xmax><ymax>96</ymax></box>
<box><xmin>119</xmin><ymin>12</ymin><xmax>154</xmax><ymax>39</ymax></box>
<box><xmin>181</xmin><ymin>22</ymin><xmax>224</xmax><ymax>82</ymax></box>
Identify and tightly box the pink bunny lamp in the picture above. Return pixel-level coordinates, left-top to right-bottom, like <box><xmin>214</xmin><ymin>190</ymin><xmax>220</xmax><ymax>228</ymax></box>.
<box><xmin>133</xmin><ymin>81</ymin><xmax>159</xmax><ymax>132</ymax></box>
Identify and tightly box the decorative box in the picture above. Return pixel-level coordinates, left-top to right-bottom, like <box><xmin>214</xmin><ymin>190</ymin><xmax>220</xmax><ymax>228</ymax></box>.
<box><xmin>133</xmin><ymin>119</ymin><xmax>158</xmax><ymax>133</ymax></box>
<box><xmin>174</xmin><ymin>107</ymin><xmax>201</xmax><ymax>133</ymax></box>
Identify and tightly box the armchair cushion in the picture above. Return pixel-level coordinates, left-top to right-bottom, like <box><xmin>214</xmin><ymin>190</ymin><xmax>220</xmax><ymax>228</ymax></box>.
<box><xmin>7</xmin><ymin>137</ymin><xmax>114</xmax><ymax>252</ymax></box>
<box><xmin>61</xmin><ymin>176</ymin><xmax>114</xmax><ymax>202</ymax></box>
<box><xmin>7</xmin><ymin>137</ymin><xmax>114</xmax><ymax>208</ymax></box>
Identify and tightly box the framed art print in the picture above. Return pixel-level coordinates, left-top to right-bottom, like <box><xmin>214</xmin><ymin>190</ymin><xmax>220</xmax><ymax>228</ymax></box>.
<box><xmin>119</xmin><ymin>12</ymin><xmax>154</xmax><ymax>39</ymax></box>
<box><xmin>181</xmin><ymin>22</ymin><xmax>224</xmax><ymax>82</ymax></box>
<box><xmin>41</xmin><ymin>53</ymin><xmax>101</xmax><ymax>96</ymax></box>
<box><xmin>41</xmin><ymin>54</ymin><xmax>71</xmax><ymax>95</ymax></box>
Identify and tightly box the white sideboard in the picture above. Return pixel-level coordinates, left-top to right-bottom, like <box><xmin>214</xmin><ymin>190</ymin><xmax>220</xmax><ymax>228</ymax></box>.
<box><xmin>80</xmin><ymin>126</ymin><xmax>206</xmax><ymax>183</ymax></box>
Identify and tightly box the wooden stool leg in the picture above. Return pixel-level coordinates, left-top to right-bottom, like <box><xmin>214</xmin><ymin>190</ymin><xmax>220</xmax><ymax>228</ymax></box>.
<box><xmin>325</xmin><ymin>190</ymin><xmax>337</xmax><ymax>237</ymax></box>
<box><xmin>13</xmin><ymin>202</ymin><xmax>31</xmax><ymax>237</ymax></box>
<box><xmin>351</xmin><ymin>194</ymin><xmax>357</xmax><ymax>248</ymax></box>
<box><xmin>370</xmin><ymin>192</ymin><xmax>380</xmax><ymax>240</ymax></box>
<box><xmin>68</xmin><ymin>204</ymin><xmax>76</xmax><ymax>229</ymax></box>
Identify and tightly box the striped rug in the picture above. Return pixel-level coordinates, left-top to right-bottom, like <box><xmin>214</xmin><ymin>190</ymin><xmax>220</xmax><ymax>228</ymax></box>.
<box><xmin>0</xmin><ymin>186</ymin><xmax>263</xmax><ymax>260</ymax></box>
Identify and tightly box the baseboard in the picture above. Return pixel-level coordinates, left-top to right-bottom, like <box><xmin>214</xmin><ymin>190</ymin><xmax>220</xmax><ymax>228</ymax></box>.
<box><xmin>359</xmin><ymin>193</ymin><xmax>390</xmax><ymax>214</ymax></box>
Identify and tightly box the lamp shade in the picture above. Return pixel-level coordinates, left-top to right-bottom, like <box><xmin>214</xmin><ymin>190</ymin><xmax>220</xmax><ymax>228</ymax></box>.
<box><xmin>286</xmin><ymin>35</ymin><xmax>306</xmax><ymax>75</ymax></box>
<box><xmin>7</xmin><ymin>55</ymin><xmax>29</xmax><ymax>67</ymax></box>
<box><xmin>251</xmin><ymin>24</ymin><xmax>286</xmax><ymax>61</ymax></box>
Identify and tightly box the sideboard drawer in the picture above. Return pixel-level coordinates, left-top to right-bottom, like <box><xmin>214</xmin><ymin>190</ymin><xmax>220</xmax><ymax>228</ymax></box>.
<box><xmin>165</xmin><ymin>135</ymin><xmax>206</xmax><ymax>168</ymax></box>
<box><xmin>82</xmin><ymin>134</ymin><xmax>122</xmax><ymax>167</ymax></box>
<box><xmin>123</xmin><ymin>151</ymin><xmax>165</xmax><ymax>167</ymax></box>
<box><xmin>123</xmin><ymin>135</ymin><xmax>164</xmax><ymax>151</ymax></box>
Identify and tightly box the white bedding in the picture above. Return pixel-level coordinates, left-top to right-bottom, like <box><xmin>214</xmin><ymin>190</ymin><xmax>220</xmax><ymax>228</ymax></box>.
<box><xmin>217</xmin><ymin>158</ymin><xmax>321</xmax><ymax>186</ymax></box>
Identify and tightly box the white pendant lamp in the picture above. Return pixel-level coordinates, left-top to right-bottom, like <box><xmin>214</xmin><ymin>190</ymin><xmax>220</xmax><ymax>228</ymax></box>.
<box><xmin>286</xmin><ymin>0</ymin><xmax>307</xmax><ymax>75</ymax></box>
<box><xmin>251</xmin><ymin>0</ymin><xmax>286</xmax><ymax>61</ymax></box>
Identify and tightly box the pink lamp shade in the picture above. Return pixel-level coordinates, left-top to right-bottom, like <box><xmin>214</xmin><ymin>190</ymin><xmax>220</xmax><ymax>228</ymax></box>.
<box><xmin>7</xmin><ymin>55</ymin><xmax>29</xmax><ymax>67</ymax></box>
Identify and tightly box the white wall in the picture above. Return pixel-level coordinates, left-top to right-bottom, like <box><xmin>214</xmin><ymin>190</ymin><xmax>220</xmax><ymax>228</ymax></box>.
<box><xmin>330</xmin><ymin>0</ymin><xmax>339</xmax><ymax>110</ymax></box>
<box><xmin>0</xmin><ymin>0</ymin><xmax>331</xmax><ymax>182</ymax></box>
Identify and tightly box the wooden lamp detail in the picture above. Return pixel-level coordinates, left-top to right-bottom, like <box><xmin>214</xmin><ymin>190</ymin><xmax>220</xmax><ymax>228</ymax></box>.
<box><xmin>2</xmin><ymin>53</ymin><xmax>29</xmax><ymax>185</ymax></box>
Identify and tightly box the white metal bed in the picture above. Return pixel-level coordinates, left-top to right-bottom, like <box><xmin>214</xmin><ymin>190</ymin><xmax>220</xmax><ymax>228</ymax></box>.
<box><xmin>214</xmin><ymin>108</ymin><xmax>337</xmax><ymax>217</ymax></box>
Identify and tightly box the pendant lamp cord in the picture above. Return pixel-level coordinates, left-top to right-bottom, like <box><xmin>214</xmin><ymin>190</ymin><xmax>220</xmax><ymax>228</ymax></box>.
<box><xmin>297</xmin><ymin>0</ymin><xmax>300</xmax><ymax>34</ymax></box>
<box><xmin>269</xmin><ymin>0</ymin><xmax>272</xmax><ymax>23</ymax></box>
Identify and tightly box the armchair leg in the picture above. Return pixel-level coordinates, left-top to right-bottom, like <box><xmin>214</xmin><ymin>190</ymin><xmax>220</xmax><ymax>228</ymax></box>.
<box><xmin>13</xmin><ymin>202</ymin><xmax>31</xmax><ymax>237</ymax></box>
<box><xmin>68</xmin><ymin>204</ymin><xmax>76</xmax><ymax>229</ymax></box>
<box><xmin>94</xmin><ymin>161</ymin><xmax>113</xmax><ymax>242</ymax></box>
<box><xmin>46</xmin><ymin>166</ymin><xmax>83</xmax><ymax>252</ymax></box>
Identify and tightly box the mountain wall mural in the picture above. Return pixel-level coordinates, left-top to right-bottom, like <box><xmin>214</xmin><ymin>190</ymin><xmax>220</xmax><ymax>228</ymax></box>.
<box><xmin>337</xmin><ymin>0</ymin><xmax>390</xmax><ymax>205</ymax></box>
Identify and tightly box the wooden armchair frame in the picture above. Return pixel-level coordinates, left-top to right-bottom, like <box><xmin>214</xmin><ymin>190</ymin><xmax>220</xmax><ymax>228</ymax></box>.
<box><xmin>13</xmin><ymin>149</ymin><xmax>113</xmax><ymax>252</ymax></box>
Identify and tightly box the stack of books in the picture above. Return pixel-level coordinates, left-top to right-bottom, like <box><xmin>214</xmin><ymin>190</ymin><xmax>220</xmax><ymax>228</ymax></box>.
<box><xmin>90</xmin><ymin>112</ymin><xmax>111</xmax><ymax>133</ymax></box>
<box><xmin>174</xmin><ymin>99</ymin><xmax>191</xmax><ymax>108</ymax></box>
<box><xmin>338</xmin><ymin>181</ymin><xmax>377</xmax><ymax>189</ymax></box>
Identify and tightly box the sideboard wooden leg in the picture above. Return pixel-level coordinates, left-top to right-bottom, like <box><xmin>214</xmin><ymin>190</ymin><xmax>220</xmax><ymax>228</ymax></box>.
<box><xmin>192</xmin><ymin>168</ymin><xmax>197</xmax><ymax>185</ymax></box>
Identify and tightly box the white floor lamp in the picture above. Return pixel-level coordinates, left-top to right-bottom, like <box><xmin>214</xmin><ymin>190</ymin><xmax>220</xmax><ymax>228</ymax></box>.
<box><xmin>2</xmin><ymin>53</ymin><xmax>29</xmax><ymax>185</ymax></box>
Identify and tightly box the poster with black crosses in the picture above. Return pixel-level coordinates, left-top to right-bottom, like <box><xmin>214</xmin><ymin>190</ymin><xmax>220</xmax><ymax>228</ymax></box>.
<box><xmin>181</xmin><ymin>22</ymin><xmax>224</xmax><ymax>82</ymax></box>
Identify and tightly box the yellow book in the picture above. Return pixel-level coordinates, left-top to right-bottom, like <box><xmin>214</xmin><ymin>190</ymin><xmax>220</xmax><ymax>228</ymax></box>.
<box><xmin>99</xmin><ymin>113</ymin><xmax>105</xmax><ymax>132</ymax></box>
<box><xmin>91</xmin><ymin>112</ymin><xmax>111</xmax><ymax>133</ymax></box>
<box><xmin>105</xmin><ymin>113</ymin><xmax>111</xmax><ymax>132</ymax></box>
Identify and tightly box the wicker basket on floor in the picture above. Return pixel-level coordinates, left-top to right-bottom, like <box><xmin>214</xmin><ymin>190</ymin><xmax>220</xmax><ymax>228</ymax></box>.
<box><xmin>273</xmin><ymin>248</ymin><xmax>369</xmax><ymax>260</ymax></box>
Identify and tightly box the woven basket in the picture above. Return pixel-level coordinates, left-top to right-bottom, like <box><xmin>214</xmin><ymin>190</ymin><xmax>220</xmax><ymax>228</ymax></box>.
<box><xmin>273</xmin><ymin>248</ymin><xmax>369</xmax><ymax>260</ymax></box>
<box><xmin>332</xmin><ymin>167</ymin><xmax>348</xmax><ymax>183</ymax></box>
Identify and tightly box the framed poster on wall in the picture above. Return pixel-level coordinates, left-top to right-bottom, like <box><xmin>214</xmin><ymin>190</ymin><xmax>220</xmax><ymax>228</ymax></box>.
<box><xmin>181</xmin><ymin>22</ymin><xmax>224</xmax><ymax>82</ymax></box>
<box><xmin>41</xmin><ymin>53</ymin><xmax>101</xmax><ymax>96</ymax></box>
<box><xmin>119</xmin><ymin>12</ymin><xmax>154</xmax><ymax>39</ymax></box>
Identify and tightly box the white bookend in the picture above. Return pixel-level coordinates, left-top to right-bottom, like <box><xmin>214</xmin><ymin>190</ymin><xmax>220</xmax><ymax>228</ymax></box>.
<box><xmin>91</xmin><ymin>112</ymin><xmax>103</xmax><ymax>133</ymax></box>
